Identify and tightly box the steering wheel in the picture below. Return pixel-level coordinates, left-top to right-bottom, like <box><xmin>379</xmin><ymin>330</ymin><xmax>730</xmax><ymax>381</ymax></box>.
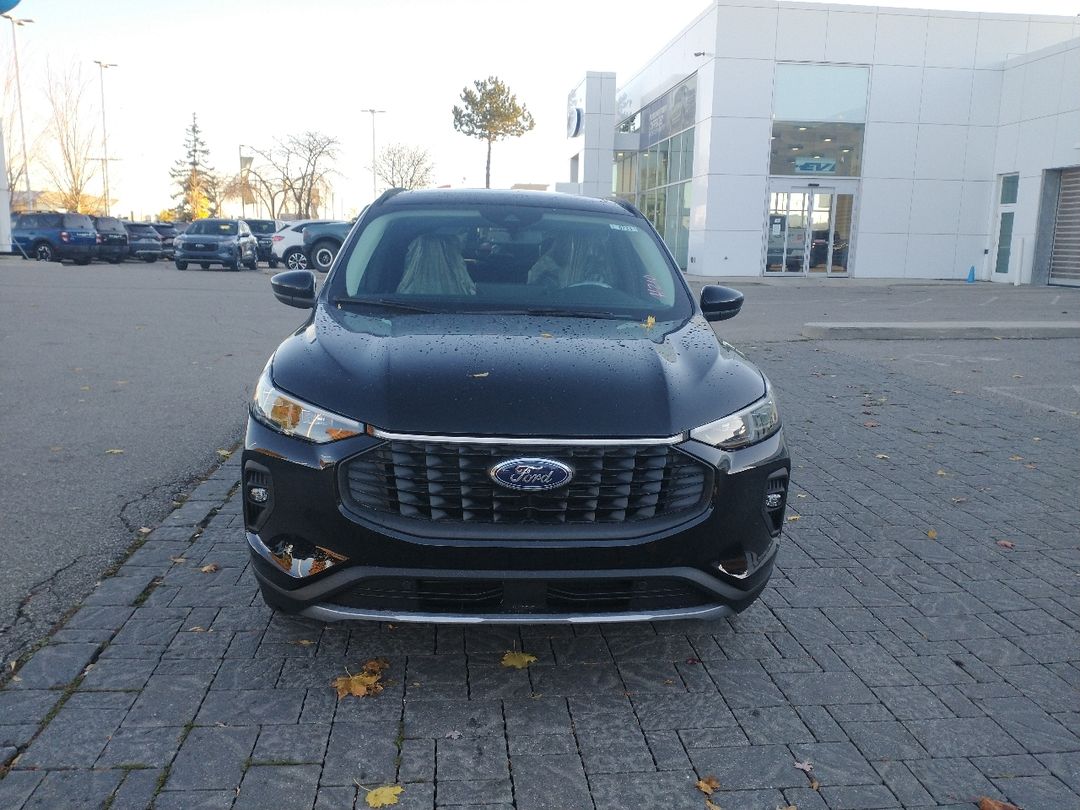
<box><xmin>565</xmin><ymin>281</ymin><xmax>612</xmax><ymax>289</ymax></box>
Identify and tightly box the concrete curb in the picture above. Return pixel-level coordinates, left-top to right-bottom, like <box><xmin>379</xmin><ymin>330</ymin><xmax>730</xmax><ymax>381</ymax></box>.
<box><xmin>801</xmin><ymin>320</ymin><xmax>1080</xmax><ymax>340</ymax></box>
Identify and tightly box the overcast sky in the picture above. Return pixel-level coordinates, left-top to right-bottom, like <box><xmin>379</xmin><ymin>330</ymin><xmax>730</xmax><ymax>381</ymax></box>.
<box><xmin>3</xmin><ymin>0</ymin><xmax>1078</xmax><ymax>219</ymax></box>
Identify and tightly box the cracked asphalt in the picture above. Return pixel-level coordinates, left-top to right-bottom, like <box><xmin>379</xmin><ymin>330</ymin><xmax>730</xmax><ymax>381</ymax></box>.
<box><xmin>0</xmin><ymin>257</ymin><xmax>304</xmax><ymax>666</ymax></box>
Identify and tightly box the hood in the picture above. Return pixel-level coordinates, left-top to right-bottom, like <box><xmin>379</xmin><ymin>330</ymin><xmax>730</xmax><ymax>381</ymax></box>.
<box><xmin>270</xmin><ymin>306</ymin><xmax>765</xmax><ymax>438</ymax></box>
<box><xmin>182</xmin><ymin>233</ymin><xmax>235</xmax><ymax>242</ymax></box>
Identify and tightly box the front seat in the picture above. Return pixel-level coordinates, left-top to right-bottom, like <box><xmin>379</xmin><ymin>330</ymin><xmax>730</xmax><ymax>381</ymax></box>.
<box><xmin>396</xmin><ymin>234</ymin><xmax>476</xmax><ymax>296</ymax></box>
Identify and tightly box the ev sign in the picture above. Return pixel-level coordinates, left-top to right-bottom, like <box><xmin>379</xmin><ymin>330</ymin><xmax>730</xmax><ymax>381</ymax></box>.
<box><xmin>794</xmin><ymin>158</ymin><xmax>837</xmax><ymax>174</ymax></box>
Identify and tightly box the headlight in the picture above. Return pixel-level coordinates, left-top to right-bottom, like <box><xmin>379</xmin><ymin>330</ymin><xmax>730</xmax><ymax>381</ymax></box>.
<box><xmin>251</xmin><ymin>364</ymin><xmax>363</xmax><ymax>443</ymax></box>
<box><xmin>690</xmin><ymin>381</ymin><xmax>781</xmax><ymax>450</ymax></box>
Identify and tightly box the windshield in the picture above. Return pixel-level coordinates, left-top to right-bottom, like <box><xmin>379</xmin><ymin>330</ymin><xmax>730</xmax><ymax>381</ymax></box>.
<box><xmin>246</xmin><ymin>220</ymin><xmax>277</xmax><ymax>234</ymax></box>
<box><xmin>63</xmin><ymin>214</ymin><xmax>94</xmax><ymax>229</ymax></box>
<box><xmin>331</xmin><ymin>205</ymin><xmax>690</xmax><ymax>320</ymax></box>
<box><xmin>187</xmin><ymin>220</ymin><xmax>237</xmax><ymax>236</ymax></box>
<box><xmin>151</xmin><ymin>223</ymin><xmax>177</xmax><ymax>236</ymax></box>
<box><xmin>127</xmin><ymin>223</ymin><xmax>157</xmax><ymax>235</ymax></box>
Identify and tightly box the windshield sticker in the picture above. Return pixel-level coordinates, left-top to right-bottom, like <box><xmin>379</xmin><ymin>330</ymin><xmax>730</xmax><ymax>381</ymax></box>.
<box><xmin>609</xmin><ymin>223</ymin><xmax>638</xmax><ymax>232</ymax></box>
<box><xmin>644</xmin><ymin>274</ymin><xmax>666</xmax><ymax>299</ymax></box>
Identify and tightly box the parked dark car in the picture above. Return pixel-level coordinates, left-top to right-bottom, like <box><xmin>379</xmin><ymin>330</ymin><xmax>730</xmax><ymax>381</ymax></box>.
<box><xmin>173</xmin><ymin>218</ymin><xmax>259</xmax><ymax>271</ymax></box>
<box><xmin>90</xmin><ymin>216</ymin><xmax>129</xmax><ymax>263</ymax></box>
<box><xmin>123</xmin><ymin>221</ymin><xmax>164</xmax><ymax>262</ymax></box>
<box><xmin>243</xmin><ymin>189</ymin><xmax>789</xmax><ymax>623</ymax></box>
<box><xmin>302</xmin><ymin>219</ymin><xmax>351</xmax><ymax>272</ymax></box>
<box><xmin>150</xmin><ymin>222</ymin><xmax>180</xmax><ymax>260</ymax></box>
<box><xmin>12</xmin><ymin>212</ymin><xmax>98</xmax><ymax>264</ymax></box>
<box><xmin>244</xmin><ymin>219</ymin><xmax>283</xmax><ymax>267</ymax></box>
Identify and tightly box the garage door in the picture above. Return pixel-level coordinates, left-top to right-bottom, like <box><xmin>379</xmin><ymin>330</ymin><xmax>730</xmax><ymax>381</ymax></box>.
<box><xmin>1049</xmin><ymin>168</ymin><xmax>1080</xmax><ymax>286</ymax></box>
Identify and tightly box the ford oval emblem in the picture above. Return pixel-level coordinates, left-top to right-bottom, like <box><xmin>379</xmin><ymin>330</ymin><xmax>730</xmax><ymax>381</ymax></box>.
<box><xmin>489</xmin><ymin>458</ymin><xmax>574</xmax><ymax>492</ymax></box>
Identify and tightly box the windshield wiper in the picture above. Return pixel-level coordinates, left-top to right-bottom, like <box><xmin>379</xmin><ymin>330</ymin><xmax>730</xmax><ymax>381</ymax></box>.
<box><xmin>518</xmin><ymin>307</ymin><xmax>628</xmax><ymax>320</ymax></box>
<box><xmin>333</xmin><ymin>297</ymin><xmax>437</xmax><ymax>314</ymax></box>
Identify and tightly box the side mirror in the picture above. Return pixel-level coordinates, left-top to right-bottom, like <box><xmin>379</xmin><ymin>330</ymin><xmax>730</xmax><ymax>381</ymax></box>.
<box><xmin>699</xmin><ymin>285</ymin><xmax>744</xmax><ymax>322</ymax></box>
<box><xmin>271</xmin><ymin>270</ymin><xmax>316</xmax><ymax>309</ymax></box>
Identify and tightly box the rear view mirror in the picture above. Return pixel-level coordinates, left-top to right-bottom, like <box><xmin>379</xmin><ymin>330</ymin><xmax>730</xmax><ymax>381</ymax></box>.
<box><xmin>699</xmin><ymin>285</ymin><xmax>744</xmax><ymax>322</ymax></box>
<box><xmin>271</xmin><ymin>270</ymin><xmax>316</xmax><ymax>309</ymax></box>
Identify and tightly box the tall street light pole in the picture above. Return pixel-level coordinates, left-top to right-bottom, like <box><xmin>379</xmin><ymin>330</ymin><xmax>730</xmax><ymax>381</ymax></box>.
<box><xmin>362</xmin><ymin>108</ymin><xmax>385</xmax><ymax>201</ymax></box>
<box><xmin>238</xmin><ymin>144</ymin><xmax>248</xmax><ymax>219</ymax></box>
<box><xmin>93</xmin><ymin>60</ymin><xmax>117</xmax><ymax>215</ymax></box>
<box><xmin>3</xmin><ymin>13</ymin><xmax>34</xmax><ymax>211</ymax></box>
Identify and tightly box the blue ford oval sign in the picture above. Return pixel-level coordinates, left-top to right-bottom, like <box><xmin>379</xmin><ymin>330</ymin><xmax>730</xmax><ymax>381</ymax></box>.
<box><xmin>489</xmin><ymin>458</ymin><xmax>573</xmax><ymax>491</ymax></box>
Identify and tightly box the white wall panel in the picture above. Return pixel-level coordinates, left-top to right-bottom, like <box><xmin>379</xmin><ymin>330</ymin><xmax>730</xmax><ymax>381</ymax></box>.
<box><xmin>957</xmin><ymin>180</ymin><xmax>993</xmax><ymax>235</ymax></box>
<box><xmin>825</xmin><ymin>11</ymin><xmax>877</xmax><ymax>64</ymax></box>
<box><xmin>873</xmin><ymin>13</ymin><xmax>928</xmax><ymax>67</ymax></box>
<box><xmin>905</xmin><ymin>234</ymin><xmax>960</xmax><ymax>277</ymax></box>
<box><xmin>963</xmin><ymin>127</ymin><xmax>997</xmax><ymax>182</ymax></box>
<box><xmin>969</xmin><ymin>70</ymin><xmax>1004</xmax><ymax>126</ymax></box>
<box><xmin>915</xmin><ymin>125</ymin><xmax>968</xmax><ymax>180</ymax></box>
<box><xmin>712</xmin><ymin>59</ymin><xmax>775</xmax><ymax>119</ymax></box>
<box><xmin>862</xmin><ymin>123</ymin><xmax>918</xmax><ymax>179</ymax></box>
<box><xmin>858</xmin><ymin>178</ymin><xmax>914</xmax><ymax>233</ymax></box>
<box><xmin>708</xmin><ymin>117</ymin><xmax>773</xmax><ymax>176</ymax></box>
<box><xmin>919</xmin><ymin>68</ymin><xmax>973</xmax><ymax>125</ymax></box>
<box><xmin>714</xmin><ymin>5</ymin><xmax>779</xmax><ymax>60</ymax></box>
<box><xmin>776</xmin><ymin>8</ymin><xmax>827</xmax><ymax>62</ymax></box>
<box><xmin>909</xmin><ymin>179</ymin><xmax>963</xmax><ymax>234</ymax></box>
<box><xmin>852</xmin><ymin>232</ymin><xmax>908</xmax><ymax>278</ymax></box>
<box><xmin>925</xmin><ymin>17</ymin><xmax>979</xmax><ymax>68</ymax></box>
<box><xmin>975</xmin><ymin>19</ymin><xmax>1030</xmax><ymax>68</ymax></box>
<box><xmin>868</xmin><ymin>65</ymin><xmax>923</xmax><ymax>123</ymax></box>
<box><xmin>704</xmin><ymin>174</ymin><xmax>768</xmax><ymax>231</ymax></box>
<box><xmin>700</xmin><ymin>230</ymin><xmax>766</xmax><ymax>275</ymax></box>
<box><xmin>1020</xmin><ymin>53</ymin><xmax>1065</xmax><ymax>121</ymax></box>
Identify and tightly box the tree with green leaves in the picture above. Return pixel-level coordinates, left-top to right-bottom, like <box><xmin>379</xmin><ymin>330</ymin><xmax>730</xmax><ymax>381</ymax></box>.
<box><xmin>452</xmin><ymin>76</ymin><xmax>535</xmax><ymax>188</ymax></box>
<box><xmin>169</xmin><ymin>113</ymin><xmax>215</xmax><ymax>220</ymax></box>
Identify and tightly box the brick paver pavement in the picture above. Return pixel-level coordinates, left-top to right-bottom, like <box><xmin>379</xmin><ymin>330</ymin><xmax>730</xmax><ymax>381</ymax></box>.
<box><xmin>1</xmin><ymin>341</ymin><xmax>1077</xmax><ymax>809</ymax></box>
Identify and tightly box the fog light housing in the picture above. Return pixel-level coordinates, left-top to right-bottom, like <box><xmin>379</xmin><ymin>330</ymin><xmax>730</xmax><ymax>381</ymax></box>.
<box><xmin>248</xmin><ymin>486</ymin><xmax>269</xmax><ymax>504</ymax></box>
<box><xmin>765</xmin><ymin>493</ymin><xmax>782</xmax><ymax>509</ymax></box>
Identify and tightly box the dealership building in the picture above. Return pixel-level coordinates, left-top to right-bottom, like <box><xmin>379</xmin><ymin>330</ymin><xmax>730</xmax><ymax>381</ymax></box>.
<box><xmin>559</xmin><ymin>1</ymin><xmax>1080</xmax><ymax>285</ymax></box>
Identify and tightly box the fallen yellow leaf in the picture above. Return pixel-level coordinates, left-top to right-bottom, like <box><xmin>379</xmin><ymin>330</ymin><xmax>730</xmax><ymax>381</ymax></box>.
<box><xmin>292</xmin><ymin>639</ymin><xmax>315</xmax><ymax>646</ymax></box>
<box><xmin>333</xmin><ymin>658</ymin><xmax>390</xmax><ymax>699</ymax></box>
<box><xmin>874</xmin><ymin>453</ymin><xmax>890</xmax><ymax>460</ymax></box>
<box><xmin>1009</xmin><ymin>455</ymin><xmax>1024</xmax><ymax>461</ymax></box>
<box><xmin>695</xmin><ymin>775</ymin><xmax>721</xmax><ymax>795</ymax></box>
<box><xmin>105</xmin><ymin>449</ymin><xmax>124</xmax><ymax>455</ymax></box>
<box><xmin>199</xmin><ymin>563</ymin><xmax>219</xmax><ymax>573</ymax></box>
<box><xmin>539</xmin><ymin>332</ymin><xmax>553</xmax><ymax>339</ymax></box>
<box><xmin>138</xmin><ymin>527</ymin><xmax>152</xmax><ymax>534</ymax></box>
<box><xmin>364</xmin><ymin>784</ymin><xmax>404</xmax><ymax>807</ymax></box>
<box><xmin>996</xmin><ymin>540</ymin><xmax>1016</xmax><ymax>550</ymax></box>
<box><xmin>500</xmin><ymin>651</ymin><xmax>537</xmax><ymax>669</ymax></box>
<box><xmin>786</xmin><ymin>515</ymin><xmax>800</xmax><ymax>522</ymax></box>
<box><xmin>935</xmin><ymin>469</ymin><xmax>947</xmax><ymax>476</ymax></box>
<box><xmin>705</xmin><ymin>798</ymin><xmax>722</xmax><ymax>810</ymax></box>
<box><xmin>216</xmin><ymin>449</ymin><xmax>232</xmax><ymax>459</ymax></box>
<box><xmin>926</xmin><ymin>529</ymin><xmax>938</xmax><ymax>540</ymax></box>
<box><xmin>977</xmin><ymin>798</ymin><xmax>1020</xmax><ymax>810</ymax></box>
<box><xmin>643</xmin><ymin>315</ymin><xmax>656</xmax><ymax>330</ymax></box>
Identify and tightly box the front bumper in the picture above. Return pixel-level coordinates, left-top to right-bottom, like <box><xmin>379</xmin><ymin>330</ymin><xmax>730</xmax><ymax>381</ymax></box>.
<box><xmin>242</xmin><ymin>417</ymin><xmax>789</xmax><ymax>623</ymax></box>
<box><xmin>175</xmin><ymin>247</ymin><xmax>237</xmax><ymax>265</ymax></box>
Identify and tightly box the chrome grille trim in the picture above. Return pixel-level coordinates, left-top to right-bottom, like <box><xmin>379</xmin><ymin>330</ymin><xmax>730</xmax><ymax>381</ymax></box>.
<box><xmin>368</xmin><ymin>427</ymin><xmax>687</xmax><ymax>446</ymax></box>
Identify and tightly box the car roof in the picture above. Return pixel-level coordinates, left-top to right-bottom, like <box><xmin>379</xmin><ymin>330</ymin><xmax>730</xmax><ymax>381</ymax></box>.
<box><xmin>380</xmin><ymin>188</ymin><xmax>634</xmax><ymax>217</ymax></box>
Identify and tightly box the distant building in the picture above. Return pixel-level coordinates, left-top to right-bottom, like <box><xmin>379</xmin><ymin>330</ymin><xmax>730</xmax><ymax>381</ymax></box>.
<box><xmin>560</xmin><ymin>0</ymin><xmax>1080</xmax><ymax>286</ymax></box>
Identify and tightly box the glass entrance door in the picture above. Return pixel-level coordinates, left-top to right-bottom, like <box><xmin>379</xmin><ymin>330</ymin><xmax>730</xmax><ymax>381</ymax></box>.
<box><xmin>766</xmin><ymin>186</ymin><xmax>853</xmax><ymax>275</ymax></box>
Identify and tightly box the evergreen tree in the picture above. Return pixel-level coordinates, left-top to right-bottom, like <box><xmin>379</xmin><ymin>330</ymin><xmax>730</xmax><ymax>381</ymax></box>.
<box><xmin>169</xmin><ymin>113</ymin><xmax>215</xmax><ymax>220</ymax></box>
<box><xmin>452</xmin><ymin>76</ymin><xmax>535</xmax><ymax>188</ymax></box>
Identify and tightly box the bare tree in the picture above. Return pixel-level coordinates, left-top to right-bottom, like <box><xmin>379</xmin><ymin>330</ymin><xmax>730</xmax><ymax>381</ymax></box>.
<box><xmin>373</xmin><ymin>143</ymin><xmax>434</xmax><ymax>190</ymax></box>
<box><xmin>43</xmin><ymin>64</ymin><xmax>99</xmax><ymax>213</ymax></box>
<box><xmin>246</xmin><ymin>131</ymin><xmax>339</xmax><ymax>219</ymax></box>
<box><xmin>283</xmin><ymin>131</ymin><xmax>338</xmax><ymax>218</ymax></box>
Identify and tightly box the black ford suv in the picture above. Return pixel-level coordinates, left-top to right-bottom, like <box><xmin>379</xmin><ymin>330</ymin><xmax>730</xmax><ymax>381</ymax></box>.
<box><xmin>243</xmin><ymin>189</ymin><xmax>789</xmax><ymax>624</ymax></box>
<box><xmin>244</xmin><ymin>219</ymin><xmax>282</xmax><ymax>267</ymax></box>
<box><xmin>12</xmin><ymin>212</ymin><xmax>98</xmax><ymax>264</ymax></box>
<box><xmin>91</xmin><ymin>216</ymin><xmax>129</xmax><ymax>263</ymax></box>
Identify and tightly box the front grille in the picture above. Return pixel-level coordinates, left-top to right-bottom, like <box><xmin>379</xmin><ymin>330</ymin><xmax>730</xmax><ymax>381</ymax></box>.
<box><xmin>342</xmin><ymin>440</ymin><xmax>709</xmax><ymax>526</ymax></box>
<box><xmin>187</xmin><ymin>242</ymin><xmax>217</xmax><ymax>251</ymax></box>
<box><xmin>327</xmin><ymin>576</ymin><xmax>710</xmax><ymax>614</ymax></box>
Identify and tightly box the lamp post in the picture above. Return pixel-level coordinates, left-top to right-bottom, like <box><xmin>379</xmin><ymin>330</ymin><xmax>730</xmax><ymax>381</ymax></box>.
<box><xmin>3</xmin><ymin>13</ymin><xmax>34</xmax><ymax>210</ymax></box>
<box><xmin>93</xmin><ymin>60</ymin><xmax>117</xmax><ymax>215</ymax></box>
<box><xmin>362</xmin><ymin>108</ymin><xmax>385</xmax><ymax>200</ymax></box>
<box><xmin>238</xmin><ymin>144</ymin><xmax>250</xmax><ymax>218</ymax></box>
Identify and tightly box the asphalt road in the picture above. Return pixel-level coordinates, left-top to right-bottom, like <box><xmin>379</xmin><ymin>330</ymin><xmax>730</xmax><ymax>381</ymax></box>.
<box><xmin>0</xmin><ymin>256</ymin><xmax>305</xmax><ymax>665</ymax></box>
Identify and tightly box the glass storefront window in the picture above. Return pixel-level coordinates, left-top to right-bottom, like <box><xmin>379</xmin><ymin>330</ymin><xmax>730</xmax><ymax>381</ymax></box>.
<box><xmin>773</xmin><ymin>64</ymin><xmax>870</xmax><ymax>123</ymax></box>
<box><xmin>769</xmin><ymin>121</ymin><xmax>864</xmax><ymax>177</ymax></box>
<box><xmin>656</xmin><ymin>140</ymin><xmax>669</xmax><ymax>188</ymax></box>
<box><xmin>681</xmin><ymin>128</ymin><xmax>694</xmax><ymax>180</ymax></box>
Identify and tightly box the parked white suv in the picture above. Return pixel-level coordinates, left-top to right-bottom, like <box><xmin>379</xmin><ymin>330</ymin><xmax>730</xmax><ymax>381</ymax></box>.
<box><xmin>271</xmin><ymin>220</ymin><xmax>332</xmax><ymax>270</ymax></box>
